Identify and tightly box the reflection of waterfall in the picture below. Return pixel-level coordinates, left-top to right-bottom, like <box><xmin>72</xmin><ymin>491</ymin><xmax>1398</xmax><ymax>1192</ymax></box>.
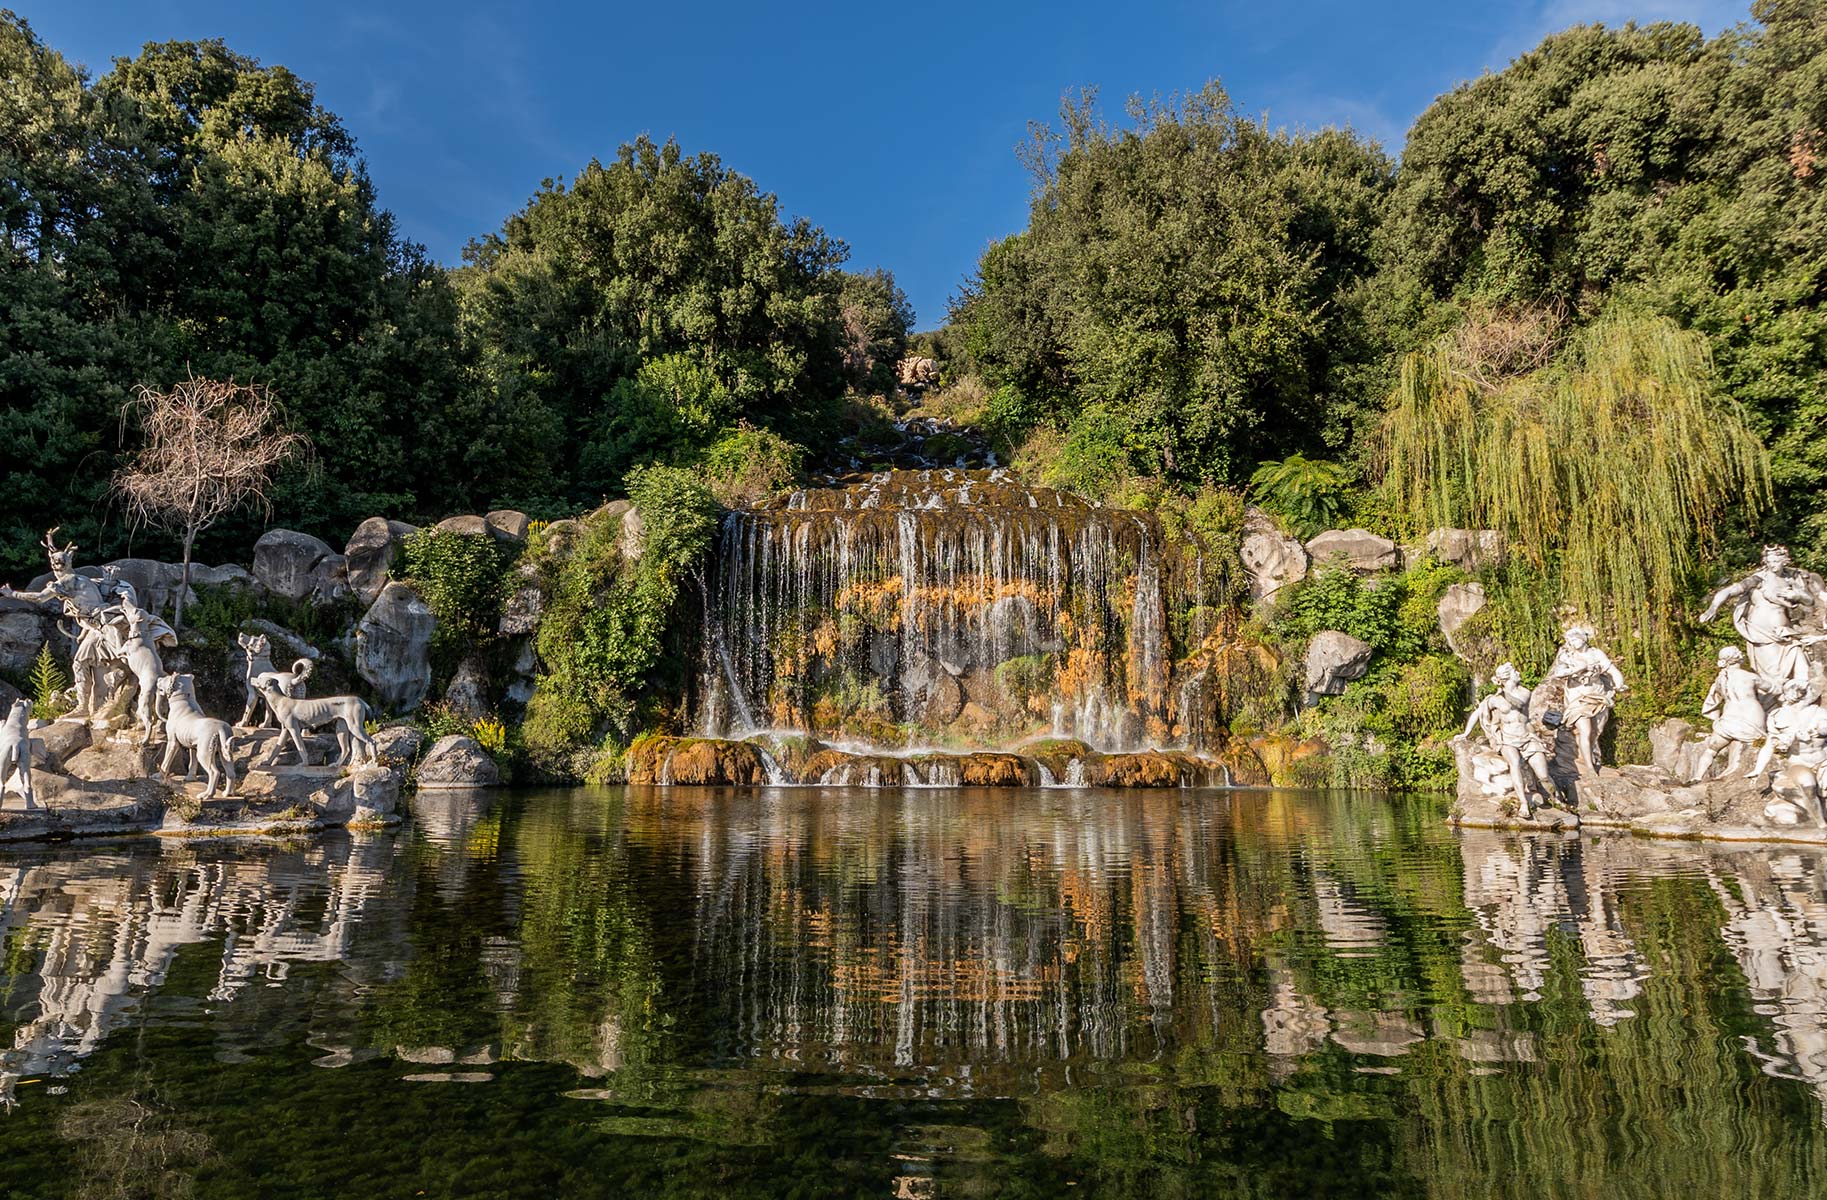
<box><xmin>696</xmin><ymin>469</ymin><xmax>1181</xmax><ymax>751</ymax></box>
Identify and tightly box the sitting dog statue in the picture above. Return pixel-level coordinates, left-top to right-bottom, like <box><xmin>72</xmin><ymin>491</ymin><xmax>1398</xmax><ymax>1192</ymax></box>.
<box><xmin>156</xmin><ymin>674</ymin><xmax>237</xmax><ymax>799</ymax></box>
<box><xmin>0</xmin><ymin>698</ymin><xmax>36</xmax><ymax>810</ymax></box>
<box><xmin>256</xmin><ymin>679</ymin><xmax>376</xmax><ymax>769</ymax></box>
<box><xmin>237</xmin><ymin>632</ymin><xmax>314</xmax><ymax>728</ymax></box>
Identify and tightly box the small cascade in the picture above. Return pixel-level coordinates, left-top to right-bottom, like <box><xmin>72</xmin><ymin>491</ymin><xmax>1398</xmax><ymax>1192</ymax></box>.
<box><xmin>696</xmin><ymin>469</ymin><xmax>1191</xmax><ymax>754</ymax></box>
<box><xmin>1064</xmin><ymin>758</ymin><xmax>1089</xmax><ymax>788</ymax></box>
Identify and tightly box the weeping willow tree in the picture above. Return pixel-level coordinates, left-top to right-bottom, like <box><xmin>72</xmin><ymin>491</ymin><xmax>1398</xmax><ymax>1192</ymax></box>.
<box><xmin>1379</xmin><ymin>314</ymin><xmax>1770</xmax><ymax>675</ymax></box>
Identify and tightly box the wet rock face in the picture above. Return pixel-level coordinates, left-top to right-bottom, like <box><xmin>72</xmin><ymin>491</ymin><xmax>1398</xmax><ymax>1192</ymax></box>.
<box><xmin>1304</xmin><ymin>529</ymin><xmax>1399</xmax><ymax>572</ymax></box>
<box><xmin>344</xmin><ymin>517</ymin><xmax>419</xmax><ymax>606</ymax></box>
<box><xmin>253</xmin><ymin>530</ymin><xmax>347</xmax><ymax>604</ymax></box>
<box><xmin>1304</xmin><ymin>632</ymin><xmax>1374</xmax><ymax>699</ymax></box>
<box><xmin>416</xmin><ymin>735</ymin><xmax>501</xmax><ymax>788</ymax></box>
<box><xmin>357</xmin><ymin>583</ymin><xmax>436</xmax><ymax>712</ymax></box>
<box><xmin>626</xmin><ymin>737</ymin><xmax>765</xmax><ymax>786</ymax></box>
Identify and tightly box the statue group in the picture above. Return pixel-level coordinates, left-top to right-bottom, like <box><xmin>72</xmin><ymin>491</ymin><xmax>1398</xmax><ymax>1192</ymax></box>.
<box><xmin>1457</xmin><ymin>545</ymin><xmax>1827</xmax><ymax>824</ymax></box>
<box><xmin>0</xmin><ymin>530</ymin><xmax>374</xmax><ymax>809</ymax></box>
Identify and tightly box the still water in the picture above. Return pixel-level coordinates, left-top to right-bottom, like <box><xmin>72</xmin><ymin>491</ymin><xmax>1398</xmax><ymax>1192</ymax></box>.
<box><xmin>2</xmin><ymin>787</ymin><xmax>1826</xmax><ymax>1198</ymax></box>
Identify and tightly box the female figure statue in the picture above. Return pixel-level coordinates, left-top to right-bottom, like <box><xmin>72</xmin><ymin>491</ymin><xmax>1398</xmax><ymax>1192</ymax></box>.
<box><xmin>1693</xmin><ymin>646</ymin><xmax>1769</xmax><ymax>781</ymax></box>
<box><xmin>1543</xmin><ymin>624</ymin><xmax>1626</xmax><ymax>775</ymax></box>
<box><xmin>1696</xmin><ymin>545</ymin><xmax>1827</xmax><ymax>693</ymax></box>
<box><xmin>1458</xmin><ymin>662</ymin><xmax>1554</xmax><ymax>818</ymax></box>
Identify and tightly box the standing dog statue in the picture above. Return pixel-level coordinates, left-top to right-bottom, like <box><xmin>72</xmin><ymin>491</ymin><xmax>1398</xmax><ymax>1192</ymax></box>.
<box><xmin>237</xmin><ymin>632</ymin><xmax>314</xmax><ymax>728</ymax></box>
<box><xmin>156</xmin><ymin>674</ymin><xmax>237</xmax><ymax>799</ymax></box>
<box><xmin>0</xmin><ymin>698</ymin><xmax>36</xmax><ymax>810</ymax></box>
<box><xmin>256</xmin><ymin>679</ymin><xmax>376</xmax><ymax>768</ymax></box>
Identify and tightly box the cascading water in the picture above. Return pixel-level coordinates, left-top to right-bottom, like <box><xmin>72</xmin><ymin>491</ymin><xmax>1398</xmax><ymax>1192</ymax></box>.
<box><xmin>696</xmin><ymin>468</ymin><xmax>1204</xmax><ymax>753</ymax></box>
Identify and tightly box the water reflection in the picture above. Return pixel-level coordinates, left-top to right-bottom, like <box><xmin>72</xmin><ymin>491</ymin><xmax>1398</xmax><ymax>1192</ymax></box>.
<box><xmin>0</xmin><ymin>788</ymin><xmax>1823</xmax><ymax>1197</ymax></box>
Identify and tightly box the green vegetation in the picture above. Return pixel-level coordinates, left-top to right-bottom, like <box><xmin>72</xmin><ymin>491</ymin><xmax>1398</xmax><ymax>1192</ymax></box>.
<box><xmin>27</xmin><ymin>644</ymin><xmax>69</xmax><ymax>720</ymax></box>
<box><xmin>398</xmin><ymin>529</ymin><xmax>515</xmax><ymax>643</ymax></box>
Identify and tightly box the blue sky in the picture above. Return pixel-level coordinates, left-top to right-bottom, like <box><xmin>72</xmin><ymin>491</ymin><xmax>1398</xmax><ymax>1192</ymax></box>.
<box><xmin>27</xmin><ymin>1</ymin><xmax>1751</xmax><ymax>328</ymax></box>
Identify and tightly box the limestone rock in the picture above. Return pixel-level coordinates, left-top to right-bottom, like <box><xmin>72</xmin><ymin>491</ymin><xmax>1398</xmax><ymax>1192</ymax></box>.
<box><xmin>444</xmin><ymin>656</ymin><xmax>491</xmax><ymax>720</ymax></box>
<box><xmin>1649</xmin><ymin>718</ymin><xmax>1702</xmax><ymax>780</ymax></box>
<box><xmin>619</xmin><ymin>505</ymin><xmax>645</xmax><ymax>563</ymax></box>
<box><xmin>434</xmin><ymin>515</ymin><xmax>491</xmax><ymax>538</ymax></box>
<box><xmin>485</xmin><ymin>510</ymin><xmax>531</xmax><ymax>541</ymax></box>
<box><xmin>1305</xmin><ymin>631</ymin><xmax>1374</xmax><ymax>699</ymax></box>
<box><xmin>416</xmin><ymin>735</ymin><xmax>501</xmax><ymax>788</ymax></box>
<box><xmin>626</xmin><ymin>736</ymin><xmax>763</xmax><ymax>786</ymax></box>
<box><xmin>253</xmin><ymin>530</ymin><xmax>347</xmax><ymax>604</ymax></box>
<box><xmin>1437</xmin><ymin>582</ymin><xmax>1487</xmax><ymax>661</ymax></box>
<box><xmin>1241</xmin><ymin>513</ymin><xmax>1309</xmax><ymax>603</ymax></box>
<box><xmin>1305</xmin><ymin>529</ymin><xmax>1400</xmax><ymax>572</ymax></box>
<box><xmin>542</xmin><ymin>518</ymin><xmax>583</xmax><ymax>558</ymax></box>
<box><xmin>497</xmin><ymin>565</ymin><xmax>546</xmax><ymax>637</ymax></box>
<box><xmin>1424</xmin><ymin>528</ymin><xmax>1503</xmax><ymax>572</ymax></box>
<box><xmin>372</xmin><ymin>725</ymin><xmax>427</xmax><ymax>766</ymax></box>
<box><xmin>342</xmin><ymin>764</ymin><xmax>402</xmax><ymax>817</ymax></box>
<box><xmin>897</xmin><ymin>356</ymin><xmax>941</xmax><ymax>388</ymax></box>
<box><xmin>344</xmin><ymin>517</ymin><xmax>419</xmax><ymax>606</ymax></box>
<box><xmin>0</xmin><ymin>604</ymin><xmax>52</xmax><ymax>674</ymax></box>
<box><xmin>357</xmin><ymin>583</ymin><xmax>435</xmax><ymax>712</ymax></box>
<box><xmin>903</xmin><ymin>657</ymin><xmax>964</xmax><ymax>725</ymax></box>
<box><xmin>32</xmin><ymin>719</ymin><xmax>90</xmax><ymax>765</ymax></box>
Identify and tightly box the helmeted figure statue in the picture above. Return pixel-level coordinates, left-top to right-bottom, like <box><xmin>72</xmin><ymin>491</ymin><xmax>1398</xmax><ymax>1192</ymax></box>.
<box><xmin>0</xmin><ymin>529</ymin><xmax>174</xmax><ymax>730</ymax></box>
<box><xmin>1541</xmin><ymin>623</ymin><xmax>1626</xmax><ymax>776</ymax></box>
<box><xmin>1697</xmin><ymin>545</ymin><xmax>1827</xmax><ymax>695</ymax></box>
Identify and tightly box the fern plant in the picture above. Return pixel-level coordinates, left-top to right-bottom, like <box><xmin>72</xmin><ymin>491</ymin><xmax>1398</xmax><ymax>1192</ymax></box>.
<box><xmin>27</xmin><ymin>644</ymin><xmax>69</xmax><ymax>720</ymax></box>
<box><xmin>1248</xmin><ymin>454</ymin><xmax>1352</xmax><ymax>537</ymax></box>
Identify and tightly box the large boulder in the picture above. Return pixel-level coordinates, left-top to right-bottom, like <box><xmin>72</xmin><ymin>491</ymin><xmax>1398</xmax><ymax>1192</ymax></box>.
<box><xmin>344</xmin><ymin>517</ymin><xmax>419</xmax><ymax>606</ymax></box>
<box><xmin>1304</xmin><ymin>529</ymin><xmax>1400</xmax><ymax>572</ymax></box>
<box><xmin>1423</xmin><ymin>528</ymin><xmax>1503</xmax><ymax>572</ymax></box>
<box><xmin>372</xmin><ymin>724</ymin><xmax>427</xmax><ymax>766</ymax></box>
<box><xmin>485</xmin><ymin>510</ymin><xmax>531</xmax><ymax>542</ymax></box>
<box><xmin>434</xmin><ymin>515</ymin><xmax>491</xmax><ymax>538</ymax></box>
<box><xmin>0</xmin><ymin>604</ymin><xmax>52</xmax><ymax>674</ymax></box>
<box><xmin>1437</xmin><ymin>583</ymin><xmax>1487</xmax><ymax>661</ymax></box>
<box><xmin>443</xmin><ymin>656</ymin><xmax>491</xmax><ymax>720</ymax></box>
<box><xmin>416</xmin><ymin>735</ymin><xmax>501</xmax><ymax>788</ymax></box>
<box><xmin>357</xmin><ymin>583</ymin><xmax>436</xmax><ymax>712</ymax></box>
<box><xmin>253</xmin><ymin>530</ymin><xmax>347</xmax><ymax>604</ymax></box>
<box><xmin>1304</xmin><ymin>631</ymin><xmax>1374</xmax><ymax>699</ymax></box>
<box><xmin>1240</xmin><ymin>511</ymin><xmax>1308</xmax><ymax>602</ymax></box>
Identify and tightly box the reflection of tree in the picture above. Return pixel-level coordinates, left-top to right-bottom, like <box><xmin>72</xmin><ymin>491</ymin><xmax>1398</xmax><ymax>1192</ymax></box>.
<box><xmin>58</xmin><ymin>1081</ymin><xmax>216</xmax><ymax>1200</ymax></box>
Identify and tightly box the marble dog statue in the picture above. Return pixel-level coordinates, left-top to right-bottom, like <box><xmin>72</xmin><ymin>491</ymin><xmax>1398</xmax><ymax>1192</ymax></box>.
<box><xmin>255</xmin><ymin>679</ymin><xmax>375</xmax><ymax>768</ymax></box>
<box><xmin>0</xmin><ymin>698</ymin><xmax>36</xmax><ymax>810</ymax></box>
<box><xmin>237</xmin><ymin>632</ymin><xmax>314</xmax><ymax>727</ymax></box>
<box><xmin>156</xmin><ymin>674</ymin><xmax>237</xmax><ymax>799</ymax></box>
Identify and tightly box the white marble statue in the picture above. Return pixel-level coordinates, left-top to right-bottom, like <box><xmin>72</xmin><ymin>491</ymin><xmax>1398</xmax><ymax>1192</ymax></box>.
<box><xmin>1749</xmin><ymin>679</ymin><xmax>1827</xmax><ymax>824</ymax></box>
<box><xmin>0</xmin><ymin>529</ymin><xmax>174</xmax><ymax>734</ymax></box>
<box><xmin>236</xmin><ymin>632</ymin><xmax>314</xmax><ymax>729</ymax></box>
<box><xmin>1543</xmin><ymin>623</ymin><xmax>1626</xmax><ymax>775</ymax></box>
<box><xmin>1694</xmin><ymin>646</ymin><xmax>1770</xmax><ymax>781</ymax></box>
<box><xmin>1458</xmin><ymin>662</ymin><xmax>1554</xmax><ymax>818</ymax></box>
<box><xmin>0</xmin><ymin>698</ymin><xmax>35</xmax><ymax>809</ymax></box>
<box><xmin>1697</xmin><ymin>545</ymin><xmax>1827</xmax><ymax>694</ymax></box>
<box><xmin>155</xmin><ymin>674</ymin><xmax>237</xmax><ymax>799</ymax></box>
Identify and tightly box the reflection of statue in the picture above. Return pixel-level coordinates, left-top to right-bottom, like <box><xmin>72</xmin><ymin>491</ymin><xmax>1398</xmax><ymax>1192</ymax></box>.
<box><xmin>0</xmin><ymin>528</ymin><xmax>173</xmax><ymax>732</ymax></box>
<box><xmin>1694</xmin><ymin>646</ymin><xmax>1768</xmax><ymax>781</ymax></box>
<box><xmin>1697</xmin><ymin>545</ymin><xmax>1827</xmax><ymax>693</ymax></box>
<box><xmin>1544</xmin><ymin>624</ymin><xmax>1625</xmax><ymax>775</ymax></box>
<box><xmin>1458</xmin><ymin>663</ymin><xmax>1554</xmax><ymax>817</ymax></box>
<box><xmin>1749</xmin><ymin>680</ymin><xmax>1827</xmax><ymax>824</ymax></box>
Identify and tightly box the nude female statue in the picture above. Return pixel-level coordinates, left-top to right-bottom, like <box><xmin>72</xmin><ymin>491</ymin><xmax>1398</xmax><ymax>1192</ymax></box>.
<box><xmin>1543</xmin><ymin>624</ymin><xmax>1626</xmax><ymax>775</ymax></box>
<box><xmin>1697</xmin><ymin>545</ymin><xmax>1827</xmax><ymax>693</ymax></box>
<box><xmin>1694</xmin><ymin>646</ymin><xmax>1770</xmax><ymax>781</ymax></box>
<box><xmin>1457</xmin><ymin>662</ymin><xmax>1554</xmax><ymax>818</ymax></box>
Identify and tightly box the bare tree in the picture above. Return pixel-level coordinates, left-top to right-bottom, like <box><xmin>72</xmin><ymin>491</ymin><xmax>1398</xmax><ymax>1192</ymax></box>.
<box><xmin>113</xmin><ymin>375</ymin><xmax>307</xmax><ymax>627</ymax></box>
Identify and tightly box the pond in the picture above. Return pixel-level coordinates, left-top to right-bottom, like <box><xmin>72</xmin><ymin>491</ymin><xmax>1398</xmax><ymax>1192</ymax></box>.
<box><xmin>1</xmin><ymin>786</ymin><xmax>1825</xmax><ymax>1198</ymax></box>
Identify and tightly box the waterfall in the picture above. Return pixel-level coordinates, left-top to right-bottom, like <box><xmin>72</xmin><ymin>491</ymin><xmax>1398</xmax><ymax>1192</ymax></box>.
<box><xmin>696</xmin><ymin>469</ymin><xmax>1192</xmax><ymax>753</ymax></box>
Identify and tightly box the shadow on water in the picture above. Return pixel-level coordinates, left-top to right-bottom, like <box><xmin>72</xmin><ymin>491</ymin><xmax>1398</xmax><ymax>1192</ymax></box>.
<box><xmin>0</xmin><ymin>786</ymin><xmax>1825</xmax><ymax>1197</ymax></box>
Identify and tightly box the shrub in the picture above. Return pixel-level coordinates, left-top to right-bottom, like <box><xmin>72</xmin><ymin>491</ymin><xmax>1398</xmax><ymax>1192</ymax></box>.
<box><xmin>398</xmin><ymin>529</ymin><xmax>514</xmax><ymax>642</ymax></box>
<box><xmin>700</xmin><ymin>424</ymin><xmax>804</xmax><ymax>508</ymax></box>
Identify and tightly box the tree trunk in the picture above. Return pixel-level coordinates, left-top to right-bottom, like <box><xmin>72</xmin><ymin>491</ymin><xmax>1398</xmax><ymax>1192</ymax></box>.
<box><xmin>177</xmin><ymin>526</ymin><xmax>196</xmax><ymax>629</ymax></box>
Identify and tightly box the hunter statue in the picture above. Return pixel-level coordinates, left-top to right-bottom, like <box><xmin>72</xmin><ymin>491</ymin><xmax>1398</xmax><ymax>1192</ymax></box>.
<box><xmin>0</xmin><ymin>528</ymin><xmax>175</xmax><ymax>732</ymax></box>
